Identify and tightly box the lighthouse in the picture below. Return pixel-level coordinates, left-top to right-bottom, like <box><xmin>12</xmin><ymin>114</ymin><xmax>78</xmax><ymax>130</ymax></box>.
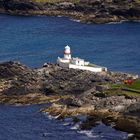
<box><xmin>57</xmin><ymin>45</ymin><xmax>107</xmax><ymax>72</ymax></box>
<box><xmin>64</xmin><ymin>45</ymin><xmax>71</xmax><ymax>60</ymax></box>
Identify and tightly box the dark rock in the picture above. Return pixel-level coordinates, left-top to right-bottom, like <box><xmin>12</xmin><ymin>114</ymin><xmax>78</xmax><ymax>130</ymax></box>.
<box><xmin>0</xmin><ymin>0</ymin><xmax>140</xmax><ymax>23</ymax></box>
<box><xmin>0</xmin><ymin>61</ymin><xmax>32</xmax><ymax>79</ymax></box>
<box><xmin>56</xmin><ymin>2</ymin><xmax>75</xmax><ymax>9</ymax></box>
<box><xmin>126</xmin><ymin>103</ymin><xmax>140</xmax><ymax>117</ymax></box>
<box><xmin>42</xmin><ymin>133</ymin><xmax>48</xmax><ymax>137</ymax></box>
<box><xmin>94</xmin><ymin>92</ymin><xmax>106</xmax><ymax>98</ymax></box>
<box><xmin>127</xmin><ymin>134</ymin><xmax>137</xmax><ymax>140</ymax></box>
<box><xmin>96</xmin><ymin>85</ymin><xmax>109</xmax><ymax>92</ymax></box>
<box><xmin>2</xmin><ymin>0</ymin><xmax>42</xmax><ymax>11</ymax></box>
<box><xmin>124</xmin><ymin>94</ymin><xmax>135</xmax><ymax>100</ymax></box>
<box><xmin>62</xmin><ymin>97</ymin><xmax>83</xmax><ymax>107</ymax></box>
<box><xmin>0</xmin><ymin>61</ymin><xmax>41</xmax><ymax>96</ymax></box>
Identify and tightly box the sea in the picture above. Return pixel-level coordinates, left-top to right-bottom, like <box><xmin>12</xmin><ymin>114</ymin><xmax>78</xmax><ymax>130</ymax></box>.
<box><xmin>0</xmin><ymin>14</ymin><xmax>140</xmax><ymax>140</ymax></box>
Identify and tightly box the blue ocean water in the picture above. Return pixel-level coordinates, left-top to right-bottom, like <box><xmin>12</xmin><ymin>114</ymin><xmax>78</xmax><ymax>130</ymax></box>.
<box><xmin>0</xmin><ymin>14</ymin><xmax>140</xmax><ymax>75</ymax></box>
<box><xmin>0</xmin><ymin>14</ymin><xmax>139</xmax><ymax>140</ymax></box>
<box><xmin>0</xmin><ymin>105</ymin><xmax>128</xmax><ymax>140</ymax></box>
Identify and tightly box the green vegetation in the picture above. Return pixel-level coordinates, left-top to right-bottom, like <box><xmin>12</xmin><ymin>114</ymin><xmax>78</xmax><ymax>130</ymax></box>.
<box><xmin>111</xmin><ymin>79</ymin><xmax>140</xmax><ymax>90</ymax></box>
<box><xmin>108</xmin><ymin>79</ymin><xmax>140</xmax><ymax>97</ymax></box>
<box><xmin>135</xmin><ymin>0</ymin><xmax>140</xmax><ymax>3</ymax></box>
<box><xmin>105</xmin><ymin>89</ymin><xmax>140</xmax><ymax>97</ymax></box>
<box><xmin>111</xmin><ymin>83</ymin><xmax>122</xmax><ymax>88</ymax></box>
<box><xmin>125</xmin><ymin>79</ymin><xmax>140</xmax><ymax>90</ymax></box>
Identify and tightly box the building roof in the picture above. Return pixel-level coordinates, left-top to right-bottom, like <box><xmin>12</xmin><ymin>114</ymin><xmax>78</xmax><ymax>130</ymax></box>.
<box><xmin>72</xmin><ymin>57</ymin><xmax>84</xmax><ymax>61</ymax></box>
<box><xmin>65</xmin><ymin>45</ymin><xmax>70</xmax><ymax>49</ymax></box>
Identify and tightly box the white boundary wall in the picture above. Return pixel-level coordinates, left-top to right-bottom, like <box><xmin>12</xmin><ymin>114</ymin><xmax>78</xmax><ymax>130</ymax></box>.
<box><xmin>57</xmin><ymin>61</ymin><xmax>107</xmax><ymax>72</ymax></box>
<box><xmin>69</xmin><ymin>64</ymin><xmax>106</xmax><ymax>72</ymax></box>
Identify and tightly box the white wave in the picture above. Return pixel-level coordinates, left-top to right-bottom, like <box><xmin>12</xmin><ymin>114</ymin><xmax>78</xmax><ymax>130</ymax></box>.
<box><xmin>77</xmin><ymin>123</ymin><xmax>129</xmax><ymax>139</ymax></box>
<box><xmin>45</xmin><ymin>113</ymin><xmax>57</xmax><ymax>120</ymax></box>
<box><xmin>14</xmin><ymin>103</ymin><xmax>24</xmax><ymax>106</ymax></box>
<box><xmin>107</xmin><ymin>21</ymin><xmax>123</xmax><ymax>24</ymax></box>
<box><xmin>107</xmin><ymin>20</ymin><xmax>130</xmax><ymax>24</ymax></box>
<box><xmin>127</xmin><ymin>133</ymin><xmax>135</xmax><ymax>139</ymax></box>
<box><xmin>48</xmin><ymin>115</ymin><xmax>55</xmax><ymax>120</ymax></box>
<box><xmin>70</xmin><ymin>18</ymin><xmax>81</xmax><ymax>23</ymax></box>
<box><xmin>70</xmin><ymin>123</ymin><xmax>80</xmax><ymax>130</ymax></box>
<box><xmin>63</xmin><ymin>122</ymin><xmax>71</xmax><ymax>126</ymax></box>
<box><xmin>78</xmin><ymin>130</ymin><xmax>98</xmax><ymax>138</ymax></box>
<box><xmin>63</xmin><ymin>117</ymin><xmax>73</xmax><ymax>126</ymax></box>
<box><xmin>43</xmin><ymin>113</ymin><xmax>129</xmax><ymax>140</ymax></box>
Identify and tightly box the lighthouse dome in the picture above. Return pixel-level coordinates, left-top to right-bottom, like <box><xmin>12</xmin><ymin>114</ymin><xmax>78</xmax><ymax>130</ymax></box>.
<box><xmin>65</xmin><ymin>45</ymin><xmax>70</xmax><ymax>49</ymax></box>
<box><xmin>64</xmin><ymin>45</ymin><xmax>71</xmax><ymax>54</ymax></box>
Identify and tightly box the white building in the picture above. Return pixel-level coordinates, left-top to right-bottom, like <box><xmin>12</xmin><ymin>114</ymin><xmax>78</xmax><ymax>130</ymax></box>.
<box><xmin>57</xmin><ymin>45</ymin><xmax>107</xmax><ymax>73</ymax></box>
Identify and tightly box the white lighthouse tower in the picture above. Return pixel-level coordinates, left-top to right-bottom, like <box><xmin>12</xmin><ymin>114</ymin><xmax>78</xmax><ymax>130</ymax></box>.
<box><xmin>64</xmin><ymin>45</ymin><xmax>71</xmax><ymax>60</ymax></box>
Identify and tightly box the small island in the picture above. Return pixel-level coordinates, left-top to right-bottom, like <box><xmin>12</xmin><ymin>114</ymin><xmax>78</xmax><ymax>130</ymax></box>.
<box><xmin>0</xmin><ymin>45</ymin><xmax>140</xmax><ymax>139</ymax></box>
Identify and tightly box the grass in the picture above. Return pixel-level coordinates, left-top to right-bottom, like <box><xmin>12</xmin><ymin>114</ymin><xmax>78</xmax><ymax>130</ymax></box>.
<box><xmin>111</xmin><ymin>83</ymin><xmax>122</xmax><ymax>88</ymax></box>
<box><xmin>135</xmin><ymin>0</ymin><xmax>140</xmax><ymax>3</ymax></box>
<box><xmin>125</xmin><ymin>79</ymin><xmax>140</xmax><ymax>90</ymax></box>
<box><xmin>109</xmin><ymin>79</ymin><xmax>140</xmax><ymax>97</ymax></box>
<box><xmin>105</xmin><ymin>89</ymin><xmax>140</xmax><ymax>97</ymax></box>
<box><xmin>111</xmin><ymin>79</ymin><xmax>140</xmax><ymax>91</ymax></box>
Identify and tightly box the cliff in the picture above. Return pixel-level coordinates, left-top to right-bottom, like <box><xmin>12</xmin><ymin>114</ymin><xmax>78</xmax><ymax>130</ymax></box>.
<box><xmin>0</xmin><ymin>0</ymin><xmax>140</xmax><ymax>23</ymax></box>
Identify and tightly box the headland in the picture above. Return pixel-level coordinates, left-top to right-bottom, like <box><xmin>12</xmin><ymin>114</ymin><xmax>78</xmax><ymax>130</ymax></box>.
<box><xmin>0</xmin><ymin>0</ymin><xmax>140</xmax><ymax>24</ymax></box>
<box><xmin>0</xmin><ymin>59</ymin><xmax>140</xmax><ymax>139</ymax></box>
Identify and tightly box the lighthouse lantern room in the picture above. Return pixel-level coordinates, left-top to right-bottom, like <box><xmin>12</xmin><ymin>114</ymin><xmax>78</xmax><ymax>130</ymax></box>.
<box><xmin>64</xmin><ymin>45</ymin><xmax>71</xmax><ymax>60</ymax></box>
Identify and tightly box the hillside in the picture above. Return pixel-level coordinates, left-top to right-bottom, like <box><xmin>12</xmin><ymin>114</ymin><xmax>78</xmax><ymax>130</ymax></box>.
<box><xmin>0</xmin><ymin>0</ymin><xmax>140</xmax><ymax>23</ymax></box>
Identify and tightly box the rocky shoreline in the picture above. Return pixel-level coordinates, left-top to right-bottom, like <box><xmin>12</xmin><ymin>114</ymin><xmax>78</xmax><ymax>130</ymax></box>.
<box><xmin>0</xmin><ymin>0</ymin><xmax>140</xmax><ymax>24</ymax></box>
<box><xmin>0</xmin><ymin>61</ymin><xmax>140</xmax><ymax>139</ymax></box>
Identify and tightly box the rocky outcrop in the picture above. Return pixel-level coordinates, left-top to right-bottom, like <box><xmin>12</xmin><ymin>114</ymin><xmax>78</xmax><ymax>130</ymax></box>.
<box><xmin>41</xmin><ymin>103</ymin><xmax>140</xmax><ymax>139</ymax></box>
<box><xmin>0</xmin><ymin>61</ymin><xmax>139</xmax><ymax>105</ymax></box>
<box><xmin>0</xmin><ymin>61</ymin><xmax>140</xmax><ymax>138</ymax></box>
<box><xmin>0</xmin><ymin>61</ymin><xmax>41</xmax><ymax>96</ymax></box>
<box><xmin>0</xmin><ymin>0</ymin><xmax>140</xmax><ymax>23</ymax></box>
<box><xmin>0</xmin><ymin>0</ymin><xmax>42</xmax><ymax>11</ymax></box>
<box><xmin>37</xmin><ymin>63</ymin><xmax>140</xmax><ymax>114</ymax></box>
<box><xmin>40</xmin><ymin>63</ymin><xmax>135</xmax><ymax>95</ymax></box>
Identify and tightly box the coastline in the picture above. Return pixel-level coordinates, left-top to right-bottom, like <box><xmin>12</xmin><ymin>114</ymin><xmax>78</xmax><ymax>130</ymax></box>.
<box><xmin>1</xmin><ymin>1</ymin><xmax>140</xmax><ymax>137</ymax></box>
<box><xmin>0</xmin><ymin>0</ymin><xmax>140</xmax><ymax>24</ymax></box>
<box><xmin>0</xmin><ymin>61</ymin><xmax>140</xmax><ymax>139</ymax></box>
<box><xmin>1</xmin><ymin>11</ymin><xmax>140</xmax><ymax>26</ymax></box>
<box><xmin>1</xmin><ymin>10</ymin><xmax>140</xmax><ymax>24</ymax></box>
